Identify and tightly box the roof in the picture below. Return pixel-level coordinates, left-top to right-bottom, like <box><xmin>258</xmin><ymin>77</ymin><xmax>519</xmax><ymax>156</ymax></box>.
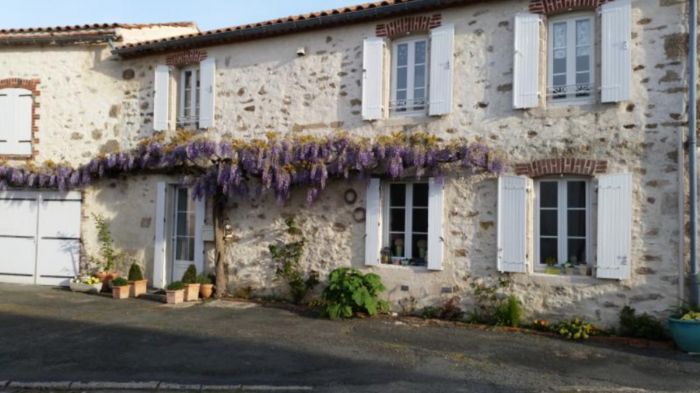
<box><xmin>114</xmin><ymin>0</ymin><xmax>481</xmax><ymax>58</ymax></box>
<box><xmin>0</xmin><ymin>22</ymin><xmax>196</xmax><ymax>35</ymax></box>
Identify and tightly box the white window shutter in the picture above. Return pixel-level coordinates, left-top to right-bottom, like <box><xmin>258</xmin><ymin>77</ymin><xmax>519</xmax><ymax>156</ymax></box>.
<box><xmin>427</xmin><ymin>177</ymin><xmax>445</xmax><ymax>270</ymax></box>
<box><xmin>497</xmin><ymin>176</ymin><xmax>531</xmax><ymax>273</ymax></box>
<box><xmin>153</xmin><ymin>65</ymin><xmax>171</xmax><ymax>131</ymax></box>
<box><xmin>596</xmin><ymin>173</ymin><xmax>633</xmax><ymax>280</ymax></box>
<box><xmin>153</xmin><ymin>182</ymin><xmax>167</xmax><ymax>289</ymax></box>
<box><xmin>194</xmin><ymin>195</ymin><xmax>206</xmax><ymax>273</ymax></box>
<box><xmin>601</xmin><ymin>0</ymin><xmax>632</xmax><ymax>103</ymax></box>
<box><xmin>364</xmin><ymin>178</ymin><xmax>382</xmax><ymax>266</ymax></box>
<box><xmin>0</xmin><ymin>90</ymin><xmax>12</xmax><ymax>155</ymax></box>
<box><xmin>199</xmin><ymin>57</ymin><xmax>216</xmax><ymax>129</ymax></box>
<box><xmin>513</xmin><ymin>13</ymin><xmax>541</xmax><ymax>109</ymax></box>
<box><xmin>429</xmin><ymin>24</ymin><xmax>454</xmax><ymax>116</ymax></box>
<box><xmin>362</xmin><ymin>37</ymin><xmax>385</xmax><ymax>120</ymax></box>
<box><xmin>15</xmin><ymin>91</ymin><xmax>32</xmax><ymax>155</ymax></box>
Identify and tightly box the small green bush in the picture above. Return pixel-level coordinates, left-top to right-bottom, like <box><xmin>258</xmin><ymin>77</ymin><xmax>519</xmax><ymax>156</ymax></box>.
<box><xmin>111</xmin><ymin>277</ymin><xmax>128</xmax><ymax>287</ymax></box>
<box><xmin>181</xmin><ymin>264</ymin><xmax>197</xmax><ymax>284</ymax></box>
<box><xmin>127</xmin><ymin>263</ymin><xmax>144</xmax><ymax>281</ymax></box>
<box><xmin>420</xmin><ymin>297</ymin><xmax>464</xmax><ymax>321</ymax></box>
<box><xmin>167</xmin><ymin>281</ymin><xmax>185</xmax><ymax>291</ymax></box>
<box><xmin>619</xmin><ymin>306</ymin><xmax>668</xmax><ymax>340</ymax></box>
<box><xmin>322</xmin><ymin>267</ymin><xmax>389</xmax><ymax>319</ymax></box>
<box><xmin>494</xmin><ymin>295</ymin><xmax>522</xmax><ymax>327</ymax></box>
<box><xmin>557</xmin><ymin>318</ymin><xmax>593</xmax><ymax>340</ymax></box>
<box><xmin>196</xmin><ymin>274</ymin><xmax>212</xmax><ymax>285</ymax></box>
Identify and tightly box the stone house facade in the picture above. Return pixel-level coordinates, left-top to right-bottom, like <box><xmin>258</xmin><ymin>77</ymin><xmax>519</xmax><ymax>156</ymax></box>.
<box><xmin>0</xmin><ymin>0</ymin><xmax>694</xmax><ymax>326</ymax></box>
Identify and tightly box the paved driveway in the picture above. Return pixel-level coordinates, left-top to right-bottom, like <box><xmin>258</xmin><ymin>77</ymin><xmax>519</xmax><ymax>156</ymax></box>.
<box><xmin>0</xmin><ymin>284</ymin><xmax>698</xmax><ymax>393</ymax></box>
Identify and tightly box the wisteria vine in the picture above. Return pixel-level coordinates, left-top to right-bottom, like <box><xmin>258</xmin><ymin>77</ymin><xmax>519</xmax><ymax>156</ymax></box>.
<box><xmin>0</xmin><ymin>132</ymin><xmax>505</xmax><ymax>204</ymax></box>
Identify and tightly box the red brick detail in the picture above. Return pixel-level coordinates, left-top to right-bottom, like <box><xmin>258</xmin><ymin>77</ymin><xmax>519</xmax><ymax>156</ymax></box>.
<box><xmin>515</xmin><ymin>158</ymin><xmax>607</xmax><ymax>177</ymax></box>
<box><xmin>376</xmin><ymin>14</ymin><xmax>442</xmax><ymax>38</ymax></box>
<box><xmin>528</xmin><ymin>0</ymin><xmax>613</xmax><ymax>15</ymax></box>
<box><xmin>165</xmin><ymin>49</ymin><xmax>208</xmax><ymax>66</ymax></box>
<box><xmin>0</xmin><ymin>78</ymin><xmax>40</xmax><ymax>161</ymax></box>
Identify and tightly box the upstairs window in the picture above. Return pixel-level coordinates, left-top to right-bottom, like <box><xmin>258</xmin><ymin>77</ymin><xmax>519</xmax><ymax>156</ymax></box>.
<box><xmin>0</xmin><ymin>88</ymin><xmax>33</xmax><ymax>157</ymax></box>
<box><xmin>391</xmin><ymin>37</ymin><xmax>429</xmax><ymax>115</ymax></box>
<box><xmin>547</xmin><ymin>14</ymin><xmax>595</xmax><ymax>104</ymax></box>
<box><xmin>177</xmin><ymin>66</ymin><xmax>200</xmax><ymax>127</ymax></box>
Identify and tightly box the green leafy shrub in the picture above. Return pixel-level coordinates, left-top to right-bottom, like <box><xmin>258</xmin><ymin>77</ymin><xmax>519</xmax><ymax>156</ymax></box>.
<box><xmin>322</xmin><ymin>267</ymin><xmax>389</xmax><ymax>319</ymax></box>
<box><xmin>619</xmin><ymin>306</ymin><xmax>668</xmax><ymax>340</ymax></box>
<box><xmin>167</xmin><ymin>281</ymin><xmax>185</xmax><ymax>291</ymax></box>
<box><xmin>557</xmin><ymin>318</ymin><xmax>593</xmax><ymax>340</ymax></box>
<box><xmin>269</xmin><ymin>217</ymin><xmax>319</xmax><ymax>304</ymax></box>
<box><xmin>111</xmin><ymin>277</ymin><xmax>128</xmax><ymax>287</ymax></box>
<box><xmin>181</xmin><ymin>264</ymin><xmax>197</xmax><ymax>284</ymax></box>
<box><xmin>196</xmin><ymin>274</ymin><xmax>212</xmax><ymax>285</ymax></box>
<box><xmin>467</xmin><ymin>276</ymin><xmax>513</xmax><ymax>324</ymax></box>
<box><xmin>127</xmin><ymin>263</ymin><xmax>144</xmax><ymax>281</ymax></box>
<box><xmin>420</xmin><ymin>297</ymin><xmax>464</xmax><ymax>321</ymax></box>
<box><xmin>91</xmin><ymin>214</ymin><xmax>117</xmax><ymax>272</ymax></box>
<box><xmin>494</xmin><ymin>295</ymin><xmax>522</xmax><ymax>327</ymax></box>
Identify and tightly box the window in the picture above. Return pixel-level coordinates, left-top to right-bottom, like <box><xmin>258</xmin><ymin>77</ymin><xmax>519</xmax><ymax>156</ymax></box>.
<box><xmin>390</xmin><ymin>36</ymin><xmax>429</xmax><ymax>114</ymax></box>
<box><xmin>382</xmin><ymin>182</ymin><xmax>429</xmax><ymax>266</ymax></box>
<box><xmin>535</xmin><ymin>179</ymin><xmax>590</xmax><ymax>267</ymax></box>
<box><xmin>0</xmin><ymin>88</ymin><xmax>33</xmax><ymax>156</ymax></box>
<box><xmin>547</xmin><ymin>14</ymin><xmax>595</xmax><ymax>103</ymax></box>
<box><xmin>177</xmin><ymin>66</ymin><xmax>200</xmax><ymax>127</ymax></box>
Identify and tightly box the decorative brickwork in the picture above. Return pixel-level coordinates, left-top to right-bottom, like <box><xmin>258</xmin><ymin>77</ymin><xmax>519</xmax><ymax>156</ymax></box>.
<box><xmin>0</xmin><ymin>78</ymin><xmax>40</xmax><ymax>160</ymax></box>
<box><xmin>375</xmin><ymin>14</ymin><xmax>442</xmax><ymax>38</ymax></box>
<box><xmin>528</xmin><ymin>0</ymin><xmax>613</xmax><ymax>15</ymax></box>
<box><xmin>165</xmin><ymin>49</ymin><xmax>208</xmax><ymax>67</ymax></box>
<box><xmin>514</xmin><ymin>158</ymin><xmax>607</xmax><ymax>177</ymax></box>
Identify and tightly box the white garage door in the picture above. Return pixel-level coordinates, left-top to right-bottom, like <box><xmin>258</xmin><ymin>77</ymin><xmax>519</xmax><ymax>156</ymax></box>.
<box><xmin>0</xmin><ymin>190</ymin><xmax>81</xmax><ymax>286</ymax></box>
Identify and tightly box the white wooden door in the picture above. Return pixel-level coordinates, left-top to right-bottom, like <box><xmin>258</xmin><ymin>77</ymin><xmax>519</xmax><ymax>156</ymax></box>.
<box><xmin>171</xmin><ymin>187</ymin><xmax>196</xmax><ymax>282</ymax></box>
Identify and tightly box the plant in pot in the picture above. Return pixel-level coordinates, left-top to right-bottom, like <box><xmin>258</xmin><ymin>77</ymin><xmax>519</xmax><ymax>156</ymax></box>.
<box><xmin>127</xmin><ymin>262</ymin><xmax>148</xmax><ymax>298</ymax></box>
<box><xmin>69</xmin><ymin>275</ymin><xmax>103</xmax><ymax>293</ymax></box>
<box><xmin>111</xmin><ymin>277</ymin><xmax>129</xmax><ymax>299</ymax></box>
<box><xmin>181</xmin><ymin>264</ymin><xmax>200</xmax><ymax>301</ymax></box>
<box><xmin>91</xmin><ymin>214</ymin><xmax>119</xmax><ymax>291</ymax></box>
<box><xmin>166</xmin><ymin>281</ymin><xmax>185</xmax><ymax>304</ymax></box>
<box><xmin>669</xmin><ymin>307</ymin><xmax>700</xmax><ymax>353</ymax></box>
<box><xmin>198</xmin><ymin>274</ymin><xmax>214</xmax><ymax>299</ymax></box>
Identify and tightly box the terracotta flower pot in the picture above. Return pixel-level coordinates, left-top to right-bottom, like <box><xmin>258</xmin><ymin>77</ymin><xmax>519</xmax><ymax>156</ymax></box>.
<box><xmin>129</xmin><ymin>279</ymin><xmax>148</xmax><ymax>298</ymax></box>
<box><xmin>166</xmin><ymin>289</ymin><xmax>184</xmax><ymax>304</ymax></box>
<box><xmin>112</xmin><ymin>285</ymin><xmax>129</xmax><ymax>300</ymax></box>
<box><xmin>95</xmin><ymin>271</ymin><xmax>118</xmax><ymax>292</ymax></box>
<box><xmin>199</xmin><ymin>283</ymin><xmax>214</xmax><ymax>299</ymax></box>
<box><xmin>184</xmin><ymin>283</ymin><xmax>200</xmax><ymax>301</ymax></box>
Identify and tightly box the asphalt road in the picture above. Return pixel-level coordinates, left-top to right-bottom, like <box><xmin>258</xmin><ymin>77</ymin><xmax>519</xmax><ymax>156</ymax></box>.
<box><xmin>0</xmin><ymin>284</ymin><xmax>698</xmax><ymax>393</ymax></box>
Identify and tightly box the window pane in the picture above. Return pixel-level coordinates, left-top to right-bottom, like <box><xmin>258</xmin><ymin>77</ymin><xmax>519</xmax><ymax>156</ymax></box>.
<box><xmin>397</xmin><ymin>43</ymin><xmax>408</xmax><ymax>66</ymax></box>
<box><xmin>414</xmin><ymin>41</ymin><xmax>427</xmax><ymax>64</ymax></box>
<box><xmin>413</xmin><ymin>183</ymin><xmax>428</xmax><ymax>206</ymax></box>
<box><xmin>540</xmin><ymin>182</ymin><xmax>558</xmax><ymax>208</ymax></box>
<box><xmin>540</xmin><ymin>210</ymin><xmax>558</xmax><ymax>236</ymax></box>
<box><xmin>188</xmin><ymin>237</ymin><xmax>195</xmax><ymax>261</ymax></box>
<box><xmin>576</xmin><ymin>19</ymin><xmax>591</xmax><ymax>47</ymax></box>
<box><xmin>553</xmin><ymin>22</ymin><xmax>567</xmax><ymax>48</ymax></box>
<box><xmin>567</xmin><ymin>210</ymin><xmax>586</xmax><ymax>237</ymax></box>
<box><xmin>397</xmin><ymin>67</ymin><xmax>408</xmax><ymax>90</ymax></box>
<box><xmin>414</xmin><ymin>88</ymin><xmax>425</xmax><ymax>109</ymax></box>
<box><xmin>390</xmin><ymin>184</ymin><xmax>406</xmax><ymax>206</ymax></box>
<box><xmin>412</xmin><ymin>234</ymin><xmax>428</xmax><ymax>265</ymax></box>
<box><xmin>414</xmin><ymin>64</ymin><xmax>426</xmax><ymax>89</ymax></box>
<box><xmin>390</xmin><ymin>233</ymin><xmax>406</xmax><ymax>257</ymax></box>
<box><xmin>567</xmin><ymin>181</ymin><xmax>586</xmax><ymax>208</ymax></box>
<box><xmin>567</xmin><ymin>238</ymin><xmax>586</xmax><ymax>265</ymax></box>
<box><xmin>390</xmin><ymin>208</ymin><xmax>405</xmax><ymax>232</ymax></box>
<box><xmin>412</xmin><ymin>208</ymin><xmax>428</xmax><ymax>233</ymax></box>
<box><xmin>553</xmin><ymin>52</ymin><xmax>567</xmax><ymax>75</ymax></box>
<box><xmin>540</xmin><ymin>238</ymin><xmax>558</xmax><ymax>264</ymax></box>
<box><xmin>177</xmin><ymin>188</ymin><xmax>189</xmax><ymax>211</ymax></box>
<box><xmin>576</xmin><ymin>53</ymin><xmax>590</xmax><ymax>72</ymax></box>
<box><xmin>176</xmin><ymin>212</ymin><xmax>188</xmax><ymax>235</ymax></box>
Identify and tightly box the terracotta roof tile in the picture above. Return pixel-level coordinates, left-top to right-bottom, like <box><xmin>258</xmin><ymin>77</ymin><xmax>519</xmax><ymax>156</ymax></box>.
<box><xmin>0</xmin><ymin>22</ymin><xmax>196</xmax><ymax>35</ymax></box>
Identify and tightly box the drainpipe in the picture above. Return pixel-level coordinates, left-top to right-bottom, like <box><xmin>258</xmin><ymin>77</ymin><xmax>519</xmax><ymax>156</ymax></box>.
<box><xmin>688</xmin><ymin>0</ymin><xmax>698</xmax><ymax>308</ymax></box>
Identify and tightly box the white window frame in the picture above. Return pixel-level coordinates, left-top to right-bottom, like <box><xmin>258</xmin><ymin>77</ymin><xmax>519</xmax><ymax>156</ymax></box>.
<box><xmin>547</xmin><ymin>12</ymin><xmax>595</xmax><ymax>105</ymax></box>
<box><xmin>534</xmin><ymin>177</ymin><xmax>592</xmax><ymax>268</ymax></box>
<box><xmin>382</xmin><ymin>181</ymin><xmax>430</xmax><ymax>265</ymax></box>
<box><xmin>390</xmin><ymin>35</ymin><xmax>430</xmax><ymax>116</ymax></box>
<box><xmin>177</xmin><ymin>66</ymin><xmax>200</xmax><ymax>127</ymax></box>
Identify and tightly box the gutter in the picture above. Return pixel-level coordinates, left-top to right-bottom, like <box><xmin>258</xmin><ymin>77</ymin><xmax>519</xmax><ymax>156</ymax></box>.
<box><xmin>0</xmin><ymin>33</ymin><xmax>118</xmax><ymax>46</ymax></box>
<box><xmin>113</xmin><ymin>0</ymin><xmax>475</xmax><ymax>58</ymax></box>
<box><xmin>688</xmin><ymin>0</ymin><xmax>698</xmax><ymax>308</ymax></box>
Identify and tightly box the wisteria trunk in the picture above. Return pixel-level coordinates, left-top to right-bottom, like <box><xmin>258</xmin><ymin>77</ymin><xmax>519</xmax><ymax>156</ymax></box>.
<box><xmin>213</xmin><ymin>194</ymin><xmax>228</xmax><ymax>298</ymax></box>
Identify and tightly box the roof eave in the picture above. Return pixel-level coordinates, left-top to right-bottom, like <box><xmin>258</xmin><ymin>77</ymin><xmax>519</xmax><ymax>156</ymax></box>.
<box><xmin>0</xmin><ymin>32</ymin><xmax>118</xmax><ymax>47</ymax></box>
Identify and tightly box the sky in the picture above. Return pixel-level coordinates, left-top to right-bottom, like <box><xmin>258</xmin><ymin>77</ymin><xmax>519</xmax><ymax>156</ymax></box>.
<box><xmin>0</xmin><ymin>0</ymin><xmax>363</xmax><ymax>31</ymax></box>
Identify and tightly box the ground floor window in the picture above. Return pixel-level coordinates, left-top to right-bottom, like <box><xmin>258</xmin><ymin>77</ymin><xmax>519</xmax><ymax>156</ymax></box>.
<box><xmin>382</xmin><ymin>182</ymin><xmax>429</xmax><ymax>267</ymax></box>
<box><xmin>535</xmin><ymin>178</ymin><xmax>590</xmax><ymax>268</ymax></box>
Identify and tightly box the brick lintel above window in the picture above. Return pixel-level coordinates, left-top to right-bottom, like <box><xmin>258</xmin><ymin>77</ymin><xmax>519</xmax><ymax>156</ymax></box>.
<box><xmin>529</xmin><ymin>0</ymin><xmax>614</xmax><ymax>15</ymax></box>
<box><xmin>376</xmin><ymin>14</ymin><xmax>442</xmax><ymax>38</ymax></box>
<box><xmin>515</xmin><ymin>158</ymin><xmax>607</xmax><ymax>177</ymax></box>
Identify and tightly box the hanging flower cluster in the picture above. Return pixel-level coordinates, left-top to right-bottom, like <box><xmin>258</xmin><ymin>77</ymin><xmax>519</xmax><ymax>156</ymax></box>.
<box><xmin>0</xmin><ymin>132</ymin><xmax>504</xmax><ymax>204</ymax></box>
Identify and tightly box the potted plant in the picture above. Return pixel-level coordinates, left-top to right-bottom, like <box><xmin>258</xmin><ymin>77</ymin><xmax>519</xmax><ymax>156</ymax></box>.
<box><xmin>127</xmin><ymin>262</ymin><xmax>148</xmax><ymax>298</ymax></box>
<box><xmin>198</xmin><ymin>274</ymin><xmax>214</xmax><ymax>299</ymax></box>
<box><xmin>91</xmin><ymin>214</ymin><xmax>119</xmax><ymax>291</ymax></box>
<box><xmin>111</xmin><ymin>277</ymin><xmax>129</xmax><ymax>300</ymax></box>
<box><xmin>166</xmin><ymin>281</ymin><xmax>185</xmax><ymax>304</ymax></box>
<box><xmin>181</xmin><ymin>264</ymin><xmax>200</xmax><ymax>301</ymax></box>
<box><xmin>69</xmin><ymin>275</ymin><xmax>103</xmax><ymax>293</ymax></box>
<box><xmin>669</xmin><ymin>309</ymin><xmax>700</xmax><ymax>353</ymax></box>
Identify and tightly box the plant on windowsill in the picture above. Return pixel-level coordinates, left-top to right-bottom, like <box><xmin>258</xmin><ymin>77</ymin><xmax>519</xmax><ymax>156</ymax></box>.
<box><xmin>181</xmin><ymin>264</ymin><xmax>200</xmax><ymax>302</ymax></box>
<box><xmin>543</xmin><ymin>257</ymin><xmax>560</xmax><ymax>275</ymax></box>
<box><xmin>668</xmin><ymin>305</ymin><xmax>700</xmax><ymax>353</ymax></box>
<box><xmin>165</xmin><ymin>281</ymin><xmax>185</xmax><ymax>304</ymax></box>
<box><xmin>127</xmin><ymin>262</ymin><xmax>147</xmax><ymax>298</ymax></box>
<box><xmin>197</xmin><ymin>274</ymin><xmax>214</xmax><ymax>299</ymax></box>
<box><xmin>111</xmin><ymin>277</ymin><xmax>129</xmax><ymax>300</ymax></box>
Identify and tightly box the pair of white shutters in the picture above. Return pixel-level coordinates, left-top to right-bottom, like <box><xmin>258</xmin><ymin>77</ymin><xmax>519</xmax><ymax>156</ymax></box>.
<box><xmin>364</xmin><ymin>178</ymin><xmax>445</xmax><ymax>270</ymax></box>
<box><xmin>0</xmin><ymin>88</ymin><xmax>33</xmax><ymax>155</ymax></box>
<box><xmin>513</xmin><ymin>0</ymin><xmax>632</xmax><ymax>108</ymax></box>
<box><xmin>153</xmin><ymin>57</ymin><xmax>216</xmax><ymax>131</ymax></box>
<box><xmin>497</xmin><ymin>173</ymin><xmax>633</xmax><ymax>280</ymax></box>
<box><xmin>362</xmin><ymin>24</ymin><xmax>455</xmax><ymax>120</ymax></box>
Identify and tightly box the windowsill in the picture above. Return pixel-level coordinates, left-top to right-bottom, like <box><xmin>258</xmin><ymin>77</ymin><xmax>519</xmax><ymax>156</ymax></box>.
<box><xmin>375</xmin><ymin>263</ymin><xmax>428</xmax><ymax>272</ymax></box>
<box><xmin>379</xmin><ymin>115</ymin><xmax>433</xmax><ymax>127</ymax></box>
<box><xmin>528</xmin><ymin>270</ymin><xmax>606</xmax><ymax>285</ymax></box>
